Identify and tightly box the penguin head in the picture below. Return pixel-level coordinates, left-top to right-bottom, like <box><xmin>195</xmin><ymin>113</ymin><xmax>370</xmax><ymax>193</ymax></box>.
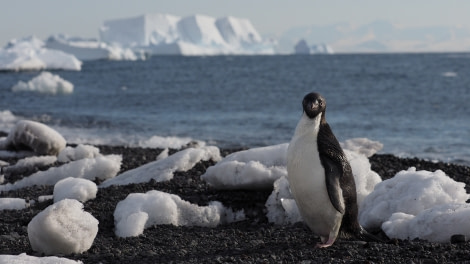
<box><xmin>302</xmin><ymin>92</ymin><xmax>326</xmax><ymax>119</ymax></box>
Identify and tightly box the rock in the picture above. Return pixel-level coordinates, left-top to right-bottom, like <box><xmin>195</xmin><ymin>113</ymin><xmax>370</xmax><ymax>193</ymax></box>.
<box><xmin>451</xmin><ymin>234</ymin><xmax>466</xmax><ymax>244</ymax></box>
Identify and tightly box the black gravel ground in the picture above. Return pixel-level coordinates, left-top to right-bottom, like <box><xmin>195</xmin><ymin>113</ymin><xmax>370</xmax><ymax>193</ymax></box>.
<box><xmin>1</xmin><ymin>144</ymin><xmax>470</xmax><ymax>263</ymax></box>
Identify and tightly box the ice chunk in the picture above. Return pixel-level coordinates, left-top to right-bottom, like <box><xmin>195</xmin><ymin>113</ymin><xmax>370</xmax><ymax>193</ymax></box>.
<box><xmin>0</xmin><ymin>253</ymin><xmax>83</xmax><ymax>264</ymax></box>
<box><xmin>58</xmin><ymin>144</ymin><xmax>101</xmax><ymax>162</ymax></box>
<box><xmin>53</xmin><ymin>177</ymin><xmax>97</xmax><ymax>203</ymax></box>
<box><xmin>3</xmin><ymin>155</ymin><xmax>57</xmax><ymax>177</ymax></box>
<box><xmin>0</xmin><ymin>36</ymin><xmax>82</xmax><ymax>71</ymax></box>
<box><xmin>359</xmin><ymin>167</ymin><xmax>469</xmax><ymax>231</ymax></box>
<box><xmin>265</xmin><ymin>176</ymin><xmax>301</xmax><ymax>224</ymax></box>
<box><xmin>3</xmin><ymin>120</ymin><xmax>66</xmax><ymax>156</ymax></box>
<box><xmin>27</xmin><ymin>199</ymin><xmax>98</xmax><ymax>255</ymax></box>
<box><xmin>0</xmin><ymin>155</ymin><xmax>121</xmax><ymax>191</ymax></box>
<box><xmin>114</xmin><ymin>190</ymin><xmax>244</xmax><ymax>237</ymax></box>
<box><xmin>201</xmin><ymin>143</ymin><xmax>288</xmax><ymax>190</ymax></box>
<box><xmin>382</xmin><ymin>204</ymin><xmax>470</xmax><ymax>242</ymax></box>
<box><xmin>12</xmin><ymin>71</ymin><xmax>74</xmax><ymax>94</ymax></box>
<box><xmin>100</xmin><ymin>146</ymin><xmax>220</xmax><ymax>187</ymax></box>
<box><xmin>0</xmin><ymin>198</ymin><xmax>28</xmax><ymax>210</ymax></box>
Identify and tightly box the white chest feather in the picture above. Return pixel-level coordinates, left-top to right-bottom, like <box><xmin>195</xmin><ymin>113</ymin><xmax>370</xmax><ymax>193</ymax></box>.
<box><xmin>286</xmin><ymin>113</ymin><xmax>343</xmax><ymax>237</ymax></box>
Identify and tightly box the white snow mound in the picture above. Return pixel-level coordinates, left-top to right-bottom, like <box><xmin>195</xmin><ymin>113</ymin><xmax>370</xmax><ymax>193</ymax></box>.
<box><xmin>382</xmin><ymin>203</ymin><xmax>470</xmax><ymax>242</ymax></box>
<box><xmin>27</xmin><ymin>199</ymin><xmax>98</xmax><ymax>255</ymax></box>
<box><xmin>201</xmin><ymin>143</ymin><xmax>288</xmax><ymax>189</ymax></box>
<box><xmin>359</xmin><ymin>167</ymin><xmax>469</xmax><ymax>231</ymax></box>
<box><xmin>58</xmin><ymin>144</ymin><xmax>101</xmax><ymax>162</ymax></box>
<box><xmin>0</xmin><ymin>155</ymin><xmax>121</xmax><ymax>191</ymax></box>
<box><xmin>53</xmin><ymin>177</ymin><xmax>98</xmax><ymax>203</ymax></box>
<box><xmin>100</xmin><ymin>146</ymin><xmax>220</xmax><ymax>187</ymax></box>
<box><xmin>114</xmin><ymin>190</ymin><xmax>245</xmax><ymax>237</ymax></box>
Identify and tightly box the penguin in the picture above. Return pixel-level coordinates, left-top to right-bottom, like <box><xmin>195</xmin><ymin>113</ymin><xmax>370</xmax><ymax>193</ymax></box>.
<box><xmin>286</xmin><ymin>92</ymin><xmax>378</xmax><ymax>248</ymax></box>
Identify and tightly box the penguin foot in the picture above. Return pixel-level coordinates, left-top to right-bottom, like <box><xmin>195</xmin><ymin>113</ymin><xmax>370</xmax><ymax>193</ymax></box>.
<box><xmin>315</xmin><ymin>236</ymin><xmax>336</xmax><ymax>248</ymax></box>
<box><xmin>315</xmin><ymin>242</ymin><xmax>333</xmax><ymax>248</ymax></box>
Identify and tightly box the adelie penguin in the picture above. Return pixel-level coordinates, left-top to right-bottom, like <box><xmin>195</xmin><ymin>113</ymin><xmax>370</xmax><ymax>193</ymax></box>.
<box><xmin>287</xmin><ymin>92</ymin><xmax>380</xmax><ymax>248</ymax></box>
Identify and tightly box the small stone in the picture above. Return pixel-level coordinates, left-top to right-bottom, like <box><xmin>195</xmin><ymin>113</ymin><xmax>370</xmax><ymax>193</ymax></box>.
<box><xmin>450</xmin><ymin>234</ymin><xmax>466</xmax><ymax>244</ymax></box>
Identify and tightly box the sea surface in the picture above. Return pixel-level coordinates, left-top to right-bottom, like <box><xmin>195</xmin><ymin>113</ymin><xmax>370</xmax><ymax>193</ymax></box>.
<box><xmin>1</xmin><ymin>54</ymin><xmax>469</xmax><ymax>165</ymax></box>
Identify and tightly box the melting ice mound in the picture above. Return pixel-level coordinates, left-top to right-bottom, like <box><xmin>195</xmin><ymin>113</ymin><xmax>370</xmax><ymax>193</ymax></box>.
<box><xmin>99</xmin><ymin>13</ymin><xmax>275</xmax><ymax>55</ymax></box>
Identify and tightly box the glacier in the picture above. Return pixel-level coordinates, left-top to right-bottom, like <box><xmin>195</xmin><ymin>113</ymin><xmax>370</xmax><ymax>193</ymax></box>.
<box><xmin>99</xmin><ymin>13</ymin><xmax>276</xmax><ymax>55</ymax></box>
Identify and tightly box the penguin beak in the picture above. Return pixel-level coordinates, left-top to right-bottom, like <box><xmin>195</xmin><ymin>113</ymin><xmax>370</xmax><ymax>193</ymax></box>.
<box><xmin>310</xmin><ymin>101</ymin><xmax>319</xmax><ymax>110</ymax></box>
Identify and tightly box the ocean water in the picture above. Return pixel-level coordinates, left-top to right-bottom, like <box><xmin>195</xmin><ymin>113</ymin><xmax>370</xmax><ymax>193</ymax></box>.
<box><xmin>1</xmin><ymin>54</ymin><xmax>469</xmax><ymax>165</ymax></box>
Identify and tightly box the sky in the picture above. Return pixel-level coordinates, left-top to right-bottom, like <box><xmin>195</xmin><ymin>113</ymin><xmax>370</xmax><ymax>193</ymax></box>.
<box><xmin>1</xmin><ymin>0</ymin><xmax>469</xmax><ymax>46</ymax></box>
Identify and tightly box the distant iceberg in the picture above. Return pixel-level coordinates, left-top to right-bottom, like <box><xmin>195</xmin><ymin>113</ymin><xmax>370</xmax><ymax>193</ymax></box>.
<box><xmin>99</xmin><ymin>13</ymin><xmax>276</xmax><ymax>55</ymax></box>
<box><xmin>45</xmin><ymin>34</ymin><xmax>145</xmax><ymax>61</ymax></box>
<box><xmin>0</xmin><ymin>36</ymin><xmax>82</xmax><ymax>71</ymax></box>
<box><xmin>294</xmin><ymin>39</ymin><xmax>334</xmax><ymax>54</ymax></box>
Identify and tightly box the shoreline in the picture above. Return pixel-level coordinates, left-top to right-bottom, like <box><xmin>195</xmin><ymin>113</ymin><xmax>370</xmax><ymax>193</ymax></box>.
<box><xmin>1</xmin><ymin>144</ymin><xmax>470</xmax><ymax>263</ymax></box>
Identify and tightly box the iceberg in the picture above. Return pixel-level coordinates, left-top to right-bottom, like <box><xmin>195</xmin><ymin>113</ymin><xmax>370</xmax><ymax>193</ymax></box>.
<box><xmin>0</xmin><ymin>36</ymin><xmax>81</xmax><ymax>71</ymax></box>
<box><xmin>294</xmin><ymin>39</ymin><xmax>334</xmax><ymax>54</ymax></box>
<box><xmin>99</xmin><ymin>13</ymin><xmax>275</xmax><ymax>55</ymax></box>
<box><xmin>45</xmin><ymin>34</ymin><xmax>144</xmax><ymax>61</ymax></box>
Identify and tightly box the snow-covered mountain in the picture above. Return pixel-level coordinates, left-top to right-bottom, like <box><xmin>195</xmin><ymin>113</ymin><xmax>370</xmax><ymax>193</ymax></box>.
<box><xmin>279</xmin><ymin>20</ymin><xmax>470</xmax><ymax>53</ymax></box>
<box><xmin>99</xmin><ymin>13</ymin><xmax>275</xmax><ymax>55</ymax></box>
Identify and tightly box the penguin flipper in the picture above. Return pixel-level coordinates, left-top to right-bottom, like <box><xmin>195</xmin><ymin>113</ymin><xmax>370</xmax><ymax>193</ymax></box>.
<box><xmin>321</xmin><ymin>155</ymin><xmax>346</xmax><ymax>215</ymax></box>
